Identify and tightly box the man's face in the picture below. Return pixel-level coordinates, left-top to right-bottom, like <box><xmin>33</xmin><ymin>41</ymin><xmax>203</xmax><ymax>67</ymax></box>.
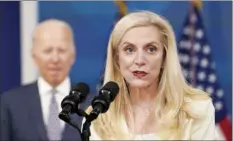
<box><xmin>32</xmin><ymin>26</ymin><xmax>75</xmax><ymax>87</ymax></box>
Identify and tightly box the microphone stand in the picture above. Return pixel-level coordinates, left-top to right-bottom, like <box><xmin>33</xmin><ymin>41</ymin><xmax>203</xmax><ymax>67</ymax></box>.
<box><xmin>76</xmin><ymin>108</ymin><xmax>93</xmax><ymax>141</ymax></box>
<box><xmin>59</xmin><ymin>106</ymin><xmax>96</xmax><ymax>141</ymax></box>
<box><xmin>81</xmin><ymin>119</ymin><xmax>91</xmax><ymax>141</ymax></box>
<box><xmin>81</xmin><ymin>107</ymin><xmax>102</xmax><ymax>141</ymax></box>
<box><xmin>76</xmin><ymin>108</ymin><xmax>91</xmax><ymax>141</ymax></box>
<box><xmin>81</xmin><ymin>95</ymin><xmax>112</xmax><ymax>141</ymax></box>
<box><xmin>59</xmin><ymin>108</ymin><xmax>89</xmax><ymax>140</ymax></box>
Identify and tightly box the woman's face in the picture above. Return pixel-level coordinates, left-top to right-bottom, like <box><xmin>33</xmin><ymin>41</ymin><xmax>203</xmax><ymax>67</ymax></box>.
<box><xmin>118</xmin><ymin>25</ymin><xmax>164</xmax><ymax>88</ymax></box>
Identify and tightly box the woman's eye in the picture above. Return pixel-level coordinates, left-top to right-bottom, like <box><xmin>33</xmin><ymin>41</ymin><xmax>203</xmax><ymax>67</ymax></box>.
<box><xmin>147</xmin><ymin>46</ymin><xmax>157</xmax><ymax>53</ymax></box>
<box><xmin>124</xmin><ymin>45</ymin><xmax>134</xmax><ymax>54</ymax></box>
<box><xmin>125</xmin><ymin>47</ymin><xmax>133</xmax><ymax>53</ymax></box>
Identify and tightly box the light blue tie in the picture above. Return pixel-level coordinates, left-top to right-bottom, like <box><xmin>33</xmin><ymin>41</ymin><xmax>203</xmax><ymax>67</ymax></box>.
<box><xmin>47</xmin><ymin>89</ymin><xmax>62</xmax><ymax>140</ymax></box>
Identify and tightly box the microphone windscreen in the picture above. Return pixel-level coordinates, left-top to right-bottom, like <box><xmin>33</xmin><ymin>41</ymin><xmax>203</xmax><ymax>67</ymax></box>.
<box><xmin>101</xmin><ymin>81</ymin><xmax>119</xmax><ymax>100</ymax></box>
<box><xmin>72</xmin><ymin>82</ymin><xmax>90</xmax><ymax>102</ymax></box>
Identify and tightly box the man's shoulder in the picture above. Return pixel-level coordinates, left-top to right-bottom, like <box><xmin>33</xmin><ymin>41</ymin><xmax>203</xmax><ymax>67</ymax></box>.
<box><xmin>1</xmin><ymin>82</ymin><xmax>38</xmax><ymax>100</ymax></box>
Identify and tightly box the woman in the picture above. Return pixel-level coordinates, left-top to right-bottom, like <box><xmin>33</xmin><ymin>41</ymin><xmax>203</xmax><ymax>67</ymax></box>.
<box><xmin>86</xmin><ymin>10</ymin><xmax>215</xmax><ymax>140</ymax></box>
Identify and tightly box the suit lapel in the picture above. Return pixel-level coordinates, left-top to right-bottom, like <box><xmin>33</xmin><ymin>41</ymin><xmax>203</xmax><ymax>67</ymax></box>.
<box><xmin>27</xmin><ymin>82</ymin><xmax>49</xmax><ymax>141</ymax></box>
<box><xmin>61</xmin><ymin>114</ymin><xmax>82</xmax><ymax>141</ymax></box>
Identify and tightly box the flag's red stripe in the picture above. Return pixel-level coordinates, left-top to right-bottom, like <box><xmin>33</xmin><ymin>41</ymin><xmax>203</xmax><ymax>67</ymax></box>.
<box><xmin>219</xmin><ymin>116</ymin><xmax>232</xmax><ymax>141</ymax></box>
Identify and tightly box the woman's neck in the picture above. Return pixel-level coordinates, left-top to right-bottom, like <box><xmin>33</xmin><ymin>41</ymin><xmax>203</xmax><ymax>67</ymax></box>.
<box><xmin>129</xmin><ymin>83</ymin><xmax>157</xmax><ymax>107</ymax></box>
<box><xmin>126</xmin><ymin>81</ymin><xmax>158</xmax><ymax>134</ymax></box>
<box><xmin>126</xmin><ymin>83</ymin><xmax>158</xmax><ymax>135</ymax></box>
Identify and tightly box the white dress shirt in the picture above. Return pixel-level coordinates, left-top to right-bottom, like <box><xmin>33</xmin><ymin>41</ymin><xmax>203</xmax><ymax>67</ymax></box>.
<box><xmin>37</xmin><ymin>76</ymin><xmax>71</xmax><ymax>132</ymax></box>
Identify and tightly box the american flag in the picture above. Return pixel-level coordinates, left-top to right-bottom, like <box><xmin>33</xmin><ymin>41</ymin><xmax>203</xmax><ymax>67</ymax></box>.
<box><xmin>177</xmin><ymin>3</ymin><xmax>232</xmax><ymax>141</ymax></box>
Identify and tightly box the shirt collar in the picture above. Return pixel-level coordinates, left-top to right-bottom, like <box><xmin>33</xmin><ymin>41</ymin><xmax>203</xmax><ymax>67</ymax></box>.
<box><xmin>38</xmin><ymin>76</ymin><xmax>71</xmax><ymax>96</ymax></box>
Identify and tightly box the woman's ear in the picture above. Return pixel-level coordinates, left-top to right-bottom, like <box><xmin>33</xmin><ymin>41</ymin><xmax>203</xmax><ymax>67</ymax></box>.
<box><xmin>161</xmin><ymin>64</ymin><xmax>164</xmax><ymax>69</ymax></box>
<box><xmin>161</xmin><ymin>48</ymin><xmax>166</xmax><ymax>68</ymax></box>
<box><xmin>117</xmin><ymin>60</ymin><xmax>120</xmax><ymax>68</ymax></box>
<box><xmin>115</xmin><ymin>51</ymin><xmax>120</xmax><ymax>69</ymax></box>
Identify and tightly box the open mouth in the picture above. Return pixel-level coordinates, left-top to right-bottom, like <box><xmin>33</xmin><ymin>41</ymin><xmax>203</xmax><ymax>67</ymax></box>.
<box><xmin>132</xmin><ymin>71</ymin><xmax>148</xmax><ymax>78</ymax></box>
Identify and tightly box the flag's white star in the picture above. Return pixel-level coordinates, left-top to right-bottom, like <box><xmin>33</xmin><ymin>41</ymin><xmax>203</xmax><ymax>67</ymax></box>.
<box><xmin>208</xmin><ymin>74</ymin><xmax>216</xmax><ymax>83</ymax></box>
<box><xmin>183</xmin><ymin>26</ymin><xmax>193</xmax><ymax>36</ymax></box>
<box><xmin>182</xmin><ymin>54</ymin><xmax>190</xmax><ymax>64</ymax></box>
<box><xmin>215</xmin><ymin>101</ymin><xmax>223</xmax><ymax>111</ymax></box>
<box><xmin>203</xmin><ymin>45</ymin><xmax>210</xmax><ymax>55</ymax></box>
<box><xmin>206</xmin><ymin>86</ymin><xmax>214</xmax><ymax>94</ymax></box>
<box><xmin>196</xmin><ymin>29</ymin><xmax>204</xmax><ymax>39</ymax></box>
<box><xmin>217</xmin><ymin>89</ymin><xmax>224</xmax><ymax>98</ymax></box>
<box><xmin>194</xmin><ymin>42</ymin><xmax>201</xmax><ymax>52</ymax></box>
<box><xmin>179</xmin><ymin>40</ymin><xmax>191</xmax><ymax>50</ymax></box>
<box><xmin>200</xmin><ymin>58</ymin><xmax>209</xmax><ymax>68</ymax></box>
<box><xmin>183</xmin><ymin>27</ymin><xmax>190</xmax><ymax>35</ymax></box>
<box><xmin>198</xmin><ymin>71</ymin><xmax>206</xmax><ymax>81</ymax></box>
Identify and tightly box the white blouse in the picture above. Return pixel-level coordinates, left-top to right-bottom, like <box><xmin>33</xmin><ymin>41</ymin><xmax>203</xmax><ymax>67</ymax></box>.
<box><xmin>83</xmin><ymin>98</ymin><xmax>219</xmax><ymax>140</ymax></box>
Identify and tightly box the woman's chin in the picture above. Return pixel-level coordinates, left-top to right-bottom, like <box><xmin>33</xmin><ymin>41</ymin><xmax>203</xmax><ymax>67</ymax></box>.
<box><xmin>128</xmin><ymin>80</ymin><xmax>150</xmax><ymax>88</ymax></box>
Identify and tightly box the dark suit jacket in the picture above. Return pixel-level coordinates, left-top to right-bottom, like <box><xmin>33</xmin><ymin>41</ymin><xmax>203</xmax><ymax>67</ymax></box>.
<box><xmin>0</xmin><ymin>81</ymin><xmax>94</xmax><ymax>141</ymax></box>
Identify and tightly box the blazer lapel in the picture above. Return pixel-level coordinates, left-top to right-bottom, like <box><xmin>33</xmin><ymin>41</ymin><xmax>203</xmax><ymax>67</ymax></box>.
<box><xmin>27</xmin><ymin>82</ymin><xmax>49</xmax><ymax>141</ymax></box>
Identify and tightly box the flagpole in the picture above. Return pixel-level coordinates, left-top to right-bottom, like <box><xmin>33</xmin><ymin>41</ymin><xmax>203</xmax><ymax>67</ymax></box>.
<box><xmin>115</xmin><ymin>1</ymin><xmax>127</xmax><ymax>17</ymax></box>
<box><xmin>190</xmin><ymin>0</ymin><xmax>202</xmax><ymax>10</ymax></box>
<box><xmin>114</xmin><ymin>1</ymin><xmax>127</xmax><ymax>22</ymax></box>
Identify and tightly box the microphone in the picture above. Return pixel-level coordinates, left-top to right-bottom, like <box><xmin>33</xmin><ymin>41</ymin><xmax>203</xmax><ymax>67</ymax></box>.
<box><xmin>59</xmin><ymin>82</ymin><xmax>90</xmax><ymax>122</ymax></box>
<box><xmin>88</xmin><ymin>81</ymin><xmax>119</xmax><ymax>121</ymax></box>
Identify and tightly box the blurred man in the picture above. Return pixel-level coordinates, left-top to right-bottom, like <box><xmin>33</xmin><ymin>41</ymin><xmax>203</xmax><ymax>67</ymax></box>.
<box><xmin>0</xmin><ymin>19</ymin><xmax>88</xmax><ymax>141</ymax></box>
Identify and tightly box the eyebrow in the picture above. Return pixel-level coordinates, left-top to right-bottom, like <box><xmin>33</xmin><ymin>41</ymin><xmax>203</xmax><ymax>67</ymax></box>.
<box><xmin>145</xmin><ymin>41</ymin><xmax>160</xmax><ymax>47</ymax></box>
<box><xmin>120</xmin><ymin>41</ymin><xmax>160</xmax><ymax>47</ymax></box>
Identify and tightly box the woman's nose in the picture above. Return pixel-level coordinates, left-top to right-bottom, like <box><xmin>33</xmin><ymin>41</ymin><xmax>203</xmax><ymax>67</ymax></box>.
<box><xmin>134</xmin><ymin>51</ymin><xmax>146</xmax><ymax>67</ymax></box>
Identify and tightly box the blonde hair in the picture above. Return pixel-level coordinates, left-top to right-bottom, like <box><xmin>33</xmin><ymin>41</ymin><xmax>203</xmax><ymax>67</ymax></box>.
<box><xmin>91</xmin><ymin>10</ymin><xmax>210</xmax><ymax>140</ymax></box>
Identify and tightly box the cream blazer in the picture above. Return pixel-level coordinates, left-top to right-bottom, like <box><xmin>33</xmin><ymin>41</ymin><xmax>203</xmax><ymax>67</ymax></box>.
<box><xmin>83</xmin><ymin>98</ymin><xmax>219</xmax><ymax>140</ymax></box>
